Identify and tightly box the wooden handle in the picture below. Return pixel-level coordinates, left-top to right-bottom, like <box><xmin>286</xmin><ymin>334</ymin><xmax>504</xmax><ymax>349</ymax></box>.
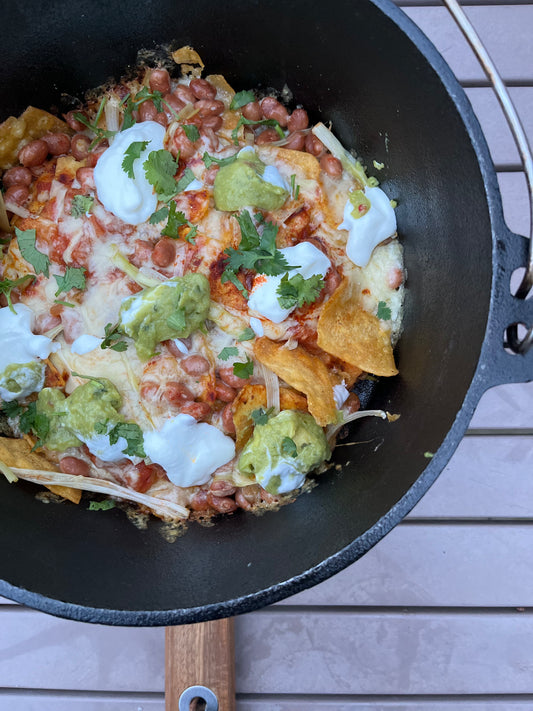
<box><xmin>165</xmin><ymin>618</ymin><xmax>235</xmax><ymax>711</ymax></box>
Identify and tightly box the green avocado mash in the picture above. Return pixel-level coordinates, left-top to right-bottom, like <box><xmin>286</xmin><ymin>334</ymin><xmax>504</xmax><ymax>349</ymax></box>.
<box><xmin>0</xmin><ymin>361</ymin><xmax>44</xmax><ymax>402</ymax></box>
<box><xmin>238</xmin><ymin>409</ymin><xmax>330</xmax><ymax>494</ymax></box>
<box><xmin>37</xmin><ymin>379</ymin><xmax>123</xmax><ymax>451</ymax></box>
<box><xmin>118</xmin><ymin>273</ymin><xmax>210</xmax><ymax>361</ymax></box>
<box><xmin>214</xmin><ymin>149</ymin><xmax>289</xmax><ymax>212</ymax></box>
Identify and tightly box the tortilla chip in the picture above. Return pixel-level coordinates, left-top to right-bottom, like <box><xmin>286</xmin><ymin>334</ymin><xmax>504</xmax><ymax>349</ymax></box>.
<box><xmin>253</xmin><ymin>337</ymin><xmax>337</xmax><ymax>426</ymax></box>
<box><xmin>172</xmin><ymin>46</ymin><xmax>205</xmax><ymax>77</ymax></box>
<box><xmin>0</xmin><ymin>107</ymin><xmax>71</xmax><ymax>170</ymax></box>
<box><xmin>232</xmin><ymin>384</ymin><xmax>308</xmax><ymax>449</ymax></box>
<box><xmin>55</xmin><ymin>155</ymin><xmax>84</xmax><ymax>183</ymax></box>
<box><xmin>206</xmin><ymin>74</ymin><xmax>235</xmax><ymax>108</ymax></box>
<box><xmin>258</xmin><ymin>145</ymin><xmax>320</xmax><ymax>182</ymax></box>
<box><xmin>0</xmin><ymin>436</ymin><xmax>81</xmax><ymax>504</ymax></box>
<box><xmin>317</xmin><ymin>279</ymin><xmax>398</xmax><ymax>376</ymax></box>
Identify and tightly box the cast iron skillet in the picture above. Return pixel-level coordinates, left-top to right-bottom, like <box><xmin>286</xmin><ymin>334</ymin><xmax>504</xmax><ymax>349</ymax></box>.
<box><xmin>0</xmin><ymin>0</ymin><xmax>531</xmax><ymax>625</ymax></box>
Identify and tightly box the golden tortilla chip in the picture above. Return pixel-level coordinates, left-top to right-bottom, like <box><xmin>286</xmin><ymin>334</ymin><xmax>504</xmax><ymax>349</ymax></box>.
<box><xmin>0</xmin><ymin>107</ymin><xmax>71</xmax><ymax>170</ymax></box>
<box><xmin>317</xmin><ymin>279</ymin><xmax>398</xmax><ymax>377</ymax></box>
<box><xmin>206</xmin><ymin>74</ymin><xmax>235</xmax><ymax>108</ymax></box>
<box><xmin>172</xmin><ymin>46</ymin><xmax>205</xmax><ymax>77</ymax></box>
<box><xmin>258</xmin><ymin>145</ymin><xmax>320</xmax><ymax>182</ymax></box>
<box><xmin>55</xmin><ymin>155</ymin><xmax>84</xmax><ymax>183</ymax></box>
<box><xmin>232</xmin><ymin>384</ymin><xmax>308</xmax><ymax>449</ymax></box>
<box><xmin>0</xmin><ymin>436</ymin><xmax>81</xmax><ymax>504</ymax></box>
<box><xmin>253</xmin><ymin>337</ymin><xmax>337</xmax><ymax>426</ymax></box>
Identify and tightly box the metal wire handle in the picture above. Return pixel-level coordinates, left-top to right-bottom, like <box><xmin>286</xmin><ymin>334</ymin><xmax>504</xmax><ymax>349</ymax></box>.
<box><xmin>443</xmin><ymin>0</ymin><xmax>533</xmax><ymax>354</ymax></box>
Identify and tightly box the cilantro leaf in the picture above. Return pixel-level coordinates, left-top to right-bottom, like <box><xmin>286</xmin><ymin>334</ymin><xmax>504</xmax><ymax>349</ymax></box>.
<box><xmin>167</xmin><ymin>309</ymin><xmax>186</xmax><ymax>333</ymax></box>
<box><xmin>54</xmin><ymin>299</ymin><xmax>75</xmax><ymax>308</ymax></box>
<box><xmin>108</xmin><ymin>421</ymin><xmax>146</xmax><ymax>458</ymax></box>
<box><xmin>88</xmin><ymin>499</ymin><xmax>116</xmax><ymax>511</ymax></box>
<box><xmin>276</xmin><ymin>272</ymin><xmax>324</xmax><ymax>310</ymax></box>
<box><xmin>73</xmin><ymin>97</ymin><xmax>116</xmax><ymax>148</ymax></box>
<box><xmin>250</xmin><ymin>407</ymin><xmax>274</xmax><ymax>426</ymax></box>
<box><xmin>218</xmin><ymin>346</ymin><xmax>239</xmax><ymax>361</ymax></box>
<box><xmin>233</xmin><ymin>355</ymin><xmax>254</xmax><ymax>379</ymax></box>
<box><xmin>17</xmin><ymin>401</ymin><xmax>50</xmax><ymax>448</ymax></box>
<box><xmin>161</xmin><ymin>201</ymin><xmax>197</xmax><ymax>243</ymax></box>
<box><xmin>202</xmin><ymin>151</ymin><xmax>239</xmax><ymax>169</ymax></box>
<box><xmin>54</xmin><ymin>266</ymin><xmax>86</xmax><ymax>296</ymax></box>
<box><xmin>237</xmin><ymin>327</ymin><xmax>255</xmax><ymax>342</ymax></box>
<box><xmin>183</xmin><ymin>124</ymin><xmax>200</xmax><ymax>142</ymax></box>
<box><xmin>71</xmin><ymin>195</ymin><xmax>94</xmax><ymax>218</ymax></box>
<box><xmin>230</xmin><ymin>89</ymin><xmax>255</xmax><ymax>110</ymax></box>
<box><xmin>290</xmin><ymin>174</ymin><xmax>300</xmax><ymax>200</ymax></box>
<box><xmin>231</xmin><ymin>116</ymin><xmax>285</xmax><ymax>145</ymax></box>
<box><xmin>149</xmin><ymin>206</ymin><xmax>170</xmax><ymax>224</ymax></box>
<box><xmin>221</xmin><ymin>269</ymin><xmax>248</xmax><ymax>298</ymax></box>
<box><xmin>281</xmin><ymin>436</ymin><xmax>298</xmax><ymax>458</ymax></box>
<box><xmin>143</xmin><ymin>149</ymin><xmax>179</xmax><ymax>199</ymax></box>
<box><xmin>122</xmin><ymin>140</ymin><xmax>149</xmax><ymax>178</ymax></box>
<box><xmin>377</xmin><ymin>301</ymin><xmax>392</xmax><ymax>320</ymax></box>
<box><xmin>15</xmin><ymin>228</ymin><xmax>50</xmax><ymax>277</ymax></box>
<box><xmin>235</xmin><ymin>211</ymin><xmax>260</xmax><ymax>251</ymax></box>
<box><xmin>0</xmin><ymin>274</ymin><xmax>35</xmax><ymax>313</ymax></box>
<box><xmin>1</xmin><ymin>400</ymin><xmax>24</xmax><ymax>419</ymax></box>
<box><xmin>175</xmin><ymin>167</ymin><xmax>196</xmax><ymax>193</ymax></box>
<box><xmin>100</xmin><ymin>323</ymin><xmax>128</xmax><ymax>352</ymax></box>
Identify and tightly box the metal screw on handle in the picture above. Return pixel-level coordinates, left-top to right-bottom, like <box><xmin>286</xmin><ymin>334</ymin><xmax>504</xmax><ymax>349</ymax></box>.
<box><xmin>178</xmin><ymin>685</ymin><xmax>219</xmax><ymax>711</ymax></box>
<box><xmin>443</xmin><ymin>0</ymin><xmax>533</xmax><ymax>353</ymax></box>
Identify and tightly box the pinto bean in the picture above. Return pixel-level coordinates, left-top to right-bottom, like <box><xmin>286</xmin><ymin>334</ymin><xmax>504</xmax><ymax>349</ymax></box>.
<box><xmin>204</xmin><ymin>164</ymin><xmax>219</xmax><ymax>186</ymax></box>
<box><xmin>283</xmin><ymin>131</ymin><xmax>306</xmax><ymax>151</ymax></box>
<box><xmin>190</xmin><ymin>489</ymin><xmax>211</xmax><ymax>512</ymax></box>
<box><xmin>140</xmin><ymin>381</ymin><xmax>159</xmax><ymax>401</ymax></box>
<box><xmin>305</xmin><ymin>133</ymin><xmax>324</xmax><ymax>157</ymax></box>
<box><xmin>163</xmin><ymin>381</ymin><xmax>194</xmax><ymax>406</ymax></box>
<box><xmin>206</xmin><ymin>492</ymin><xmax>238</xmax><ymax>514</ymax></box>
<box><xmin>163</xmin><ymin>93</ymin><xmax>185</xmax><ymax>119</ymax></box>
<box><xmin>260</xmin><ymin>487</ymin><xmax>280</xmax><ymax>504</ymax></box>
<box><xmin>133</xmin><ymin>462</ymin><xmax>165</xmax><ymax>493</ymax></box>
<box><xmin>255</xmin><ymin>127</ymin><xmax>280</xmax><ymax>145</ymax></box>
<box><xmin>209</xmin><ymin>480</ymin><xmax>236</xmax><ymax>497</ymax></box>
<box><xmin>165</xmin><ymin>338</ymin><xmax>192</xmax><ymax>359</ymax></box>
<box><xmin>153</xmin><ymin>112</ymin><xmax>168</xmax><ymax>128</ymax></box>
<box><xmin>4</xmin><ymin>185</ymin><xmax>29</xmax><ymax>205</ymax></box>
<box><xmin>60</xmin><ymin>456</ymin><xmax>90</xmax><ymax>477</ymax></box>
<box><xmin>139</xmin><ymin>99</ymin><xmax>159</xmax><ymax>122</ymax></box>
<box><xmin>194</xmin><ymin>99</ymin><xmax>225</xmax><ymax>118</ymax></box>
<box><xmin>169</xmin><ymin>125</ymin><xmax>196</xmax><ymax>160</ymax></box>
<box><xmin>174</xmin><ymin>84</ymin><xmax>196</xmax><ymax>104</ymax></box>
<box><xmin>344</xmin><ymin>392</ymin><xmax>361</xmax><ymax>415</ymax></box>
<box><xmin>149</xmin><ymin>68</ymin><xmax>171</xmax><ymax>94</ymax></box>
<box><xmin>2</xmin><ymin>166</ymin><xmax>32</xmax><ymax>188</ymax></box>
<box><xmin>70</xmin><ymin>134</ymin><xmax>91</xmax><ymax>161</ymax></box>
<box><xmin>180</xmin><ymin>355</ymin><xmax>210</xmax><ymax>376</ymax></box>
<box><xmin>190</xmin><ymin>78</ymin><xmax>217</xmax><ymax>100</ymax></box>
<box><xmin>180</xmin><ymin>401</ymin><xmax>211</xmax><ymax>421</ymax></box>
<box><xmin>219</xmin><ymin>366</ymin><xmax>251</xmax><ymax>389</ymax></box>
<box><xmin>64</xmin><ymin>110</ymin><xmax>88</xmax><ymax>132</ymax></box>
<box><xmin>387</xmin><ymin>266</ymin><xmax>404</xmax><ymax>290</ymax></box>
<box><xmin>287</xmin><ymin>108</ymin><xmax>309</xmax><ymax>132</ymax></box>
<box><xmin>18</xmin><ymin>139</ymin><xmax>48</xmax><ymax>167</ymax></box>
<box><xmin>235</xmin><ymin>484</ymin><xmax>262</xmax><ymax>510</ymax></box>
<box><xmin>42</xmin><ymin>132</ymin><xmax>71</xmax><ymax>156</ymax></box>
<box><xmin>215</xmin><ymin>380</ymin><xmax>236</xmax><ymax>403</ymax></box>
<box><xmin>324</xmin><ymin>265</ymin><xmax>342</xmax><ymax>295</ymax></box>
<box><xmin>202</xmin><ymin>115</ymin><xmax>223</xmax><ymax>132</ymax></box>
<box><xmin>221</xmin><ymin>402</ymin><xmax>236</xmax><ymax>434</ymax></box>
<box><xmin>242</xmin><ymin>101</ymin><xmax>262</xmax><ymax>121</ymax></box>
<box><xmin>260</xmin><ymin>96</ymin><xmax>289</xmax><ymax>127</ymax></box>
<box><xmin>320</xmin><ymin>153</ymin><xmax>343</xmax><ymax>178</ymax></box>
<box><xmin>152</xmin><ymin>237</ymin><xmax>176</xmax><ymax>267</ymax></box>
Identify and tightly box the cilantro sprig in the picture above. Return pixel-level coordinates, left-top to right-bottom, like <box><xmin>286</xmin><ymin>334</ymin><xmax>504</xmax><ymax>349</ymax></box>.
<box><xmin>108</xmin><ymin>422</ymin><xmax>146</xmax><ymax>458</ymax></box>
<box><xmin>161</xmin><ymin>202</ymin><xmax>197</xmax><ymax>244</ymax></box>
<box><xmin>122</xmin><ymin>141</ymin><xmax>149</xmax><ymax>178</ymax></box>
<box><xmin>218</xmin><ymin>346</ymin><xmax>239</xmax><ymax>361</ymax></box>
<box><xmin>276</xmin><ymin>272</ymin><xmax>324</xmax><ymax>310</ymax></box>
<box><xmin>237</xmin><ymin>327</ymin><xmax>255</xmax><ymax>342</ymax></box>
<box><xmin>71</xmin><ymin>195</ymin><xmax>94</xmax><ymax>218</ymax></box>
<box><xmin>250</xmin><ymin>406</ymin><xmax>274</xmax><ymax>426</ymax></box>
<box><xmin>202</xmin><ymin>151</ymin><xmax>239</xmax><ymax>169</ymax></box>
<box><xmin>377</xmin><ymin>301</ymin><xmax>392</xmax><ymax>320</ymax></box>
<box><xmin>0</xmin><ymin>274</ymin><xmax>35</xmax><ymax>313</ymax></box>
<box><xmin>230</xmin><ymin>89</ymin><xmax>255</xmax><ymax>110</ymax></box>
<box><xmin>223</xmin><ymin>212</ymin><xmax>296</xmax><ymax>287</ymax></box>
<box><xmin>73</xmin><ymin>97</ymin><xmax>116</xmax><ymax>149</ymax></box>
<box><xmin>15</xmin><ymin>227</ymin><xmax>50</xmax><ymax>277</ymax></box>
<box><xmin>121</xmin><ymin>88</ymin><xmax>165</xmax><ymax>131</ymax></box>
<box><xmin>54</xmin><ymin>266</ymin><xmax>86</xmax><ymax>297</ymax></box>
<box><xmin>233</xmin><ymin>355</ymin><xmax>254</xmax><ymax>379</ymax></box>
<box><xmin>281</xmin><ymin>436</ymin><xmax>298</xmax><ymax>458</ymax></box>
<box><xmin>88</xmin><ymin>499</ymin><xmax>116</xmax><ymax>511</ymax></box>
<box><xmin>100</xmin><ymin>323</ymin><xmax>128</xmax><ymax>352</ymax></box>
<box><xmin>231</xmin><ymin>117</ymin><xmax>285</xmax><ymax>145</ymax></box>
<box><xmin>143</xmin><ymin>149</ymin><xmax>180</xmax><ymax>200</ymax></box>
<box><xmin>183</xmin><ymin>124</ymin><xmax>200</xmax><ymax>142</ymax></box>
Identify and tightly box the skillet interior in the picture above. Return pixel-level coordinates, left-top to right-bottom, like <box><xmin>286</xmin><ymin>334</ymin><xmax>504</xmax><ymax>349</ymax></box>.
<box><xmin>0</xmin><ymin>0</ymin><xmax>494</xmax><ymax>622</ymax></box>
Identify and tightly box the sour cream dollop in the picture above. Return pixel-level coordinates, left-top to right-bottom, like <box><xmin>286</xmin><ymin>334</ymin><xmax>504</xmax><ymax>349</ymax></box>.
<box><xmin>94</xmin><ymin>121</ymin><xmax>165</xmax><ymax>225</ymax></box>
<box><xmin>143</xmin><ymin>414</ymin><xmax>236</xmax><ymax>488</ymax></box>
<box><xmin>339</xmin><ymin>186</ymin><xmax>397</xmax><ymax>268</ymax></box>
<box><xmin>0</xmin><ymin>304</ymin><xmax>60</xmax><ymax>401</ymax></box>
<box><xmin>248</xmin><ymin>241</ymin><xmax>331</xmax><ymax>323</ymax></box>
<box><xmin>70</xmin><ymin>334</ymin><xmax>104</xmax><ymax>355</ymax></box>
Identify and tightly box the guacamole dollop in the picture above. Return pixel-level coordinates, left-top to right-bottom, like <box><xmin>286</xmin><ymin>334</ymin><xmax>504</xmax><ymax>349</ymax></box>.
<box><xmin>37</xmin><ymin>379</ymin><xmax>123</xmax><ymax>451</ymax></box>
<box><xmin>238</xmin><ymin>409</ymin><xmax>330</xmax><ymax>494</ymax></box>
<box><xmin>118</xmin><ymin>273</ymin><xmax>210</xmax><ymax>361</ymax></box>
<box><xmin>214</xmin><ymin>149</ymin><xmax>289</xmax><ymax>212</ymax></box>
<box><xmin>0</xmin><ymin>361</ymin><xmax>45</xmax><ymax>402</ymax></box>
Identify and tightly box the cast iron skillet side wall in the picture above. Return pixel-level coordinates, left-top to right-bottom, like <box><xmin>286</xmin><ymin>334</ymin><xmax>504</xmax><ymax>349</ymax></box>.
<box><xmin>0</xmin><ymin>0</ymin><xmax>496</xmax><ymax>623</ymax></box>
